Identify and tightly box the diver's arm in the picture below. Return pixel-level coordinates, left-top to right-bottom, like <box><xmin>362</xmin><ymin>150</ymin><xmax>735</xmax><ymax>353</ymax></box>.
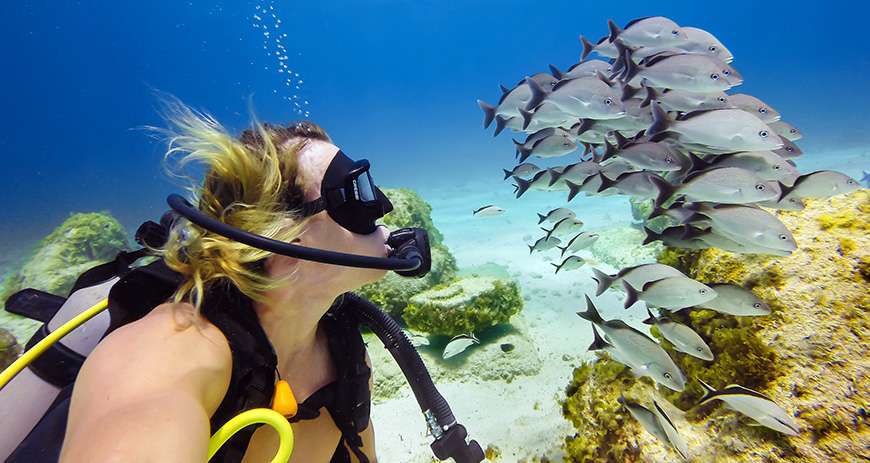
<box><xmin>347</xmin><ymin>350</ymin><xmax>378</xmax><ymax>462</ymax></box>
<box><xmin>59</xmin><ymin>303</ymin><xmax>232</xmax><ymax>463</ymax></box>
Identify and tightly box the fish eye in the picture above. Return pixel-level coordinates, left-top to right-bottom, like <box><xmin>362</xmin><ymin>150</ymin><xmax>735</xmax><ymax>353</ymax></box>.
<box><xmin>779</xmin><ymin>234</ymin><xmax>788</xmax><ymax>240</ymax></box>
<box><xmin>709</xmin><ymin>45</ymin><xmax>717</xmax><ymax>52</ymax></box>
<box><xmin>786</xmin><ymin>146</ymin><xmax>795</xmax><ymax>152</ymax></box>
<box><xmin>696</xmin><ymin>347</ymin><xmax>703</xmax><ymax>352</ymax></box>
<box><xmin>710</xmin><ymin>73</ymin><xmax>720</xmax><ymax>80</ymax></box>
<box><xmin>604</xmin><ymin>97</ymin><xmax>613</xmax><ymax>105</ymax></box>
<box><xmin>753</xmin><ymin>302</ymin><xmax>762</xmax><ymax>308</ymax></box>
<box><xmin>665</xmin><ymin>157</ymin><xmax>673</xmax><ymax>163</ymax></box>
<box><xmin>759</xmin><ymin>107</ymin><xmax>768</xmax><ymax>113</ymax></box>
<box><xmin>790</xmin><ymin>128</ymin><xmax>798</xmax><ymax>134</ymax></box>
<box><xmin>773</xmin><ymin>165</ymin><xmax>781</xmax><ymax>170</ymax></box>
<box><xmin>671</xmin><ymin>30</ymin><xmax>679</xmax><ymax>35</ymax></box>
<box><xmin>664</xmin><ymin>372</ymin><xmax>672</xmax><ymax>379</ymax></box>
<box><xmin>848</xmin><ymin>179</ymin><xmax>855</xmax><ymax>184</ymax></box>
<box><xmin>723</xmin><ymin>69</ymin><xmax>731</xmax><ymax>76</ymax></box>
<box><xmin>759</xmin><ymin>130</ymin><xmax>769</xmax><ymax>138</ymax></box>
<box><xmin>699</xmin><ymin>288</ymin><xmax>708</xmax><ymax>294</ymax></box>
<box><xmin>755</xmin><ymin>184</ymin><xmax>766</xmax><ymax>191</ymax></box>
<box><xmin>718</xmin><ymin>96</ymin><xmax>727</xmax><ymax>103</ymax></box>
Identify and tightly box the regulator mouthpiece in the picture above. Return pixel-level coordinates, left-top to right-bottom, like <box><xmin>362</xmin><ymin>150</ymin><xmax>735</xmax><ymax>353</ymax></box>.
<box><xmin>387</xmin><ymin>228</ymin><xmax>431</xmax><ymax>278</ymax></box>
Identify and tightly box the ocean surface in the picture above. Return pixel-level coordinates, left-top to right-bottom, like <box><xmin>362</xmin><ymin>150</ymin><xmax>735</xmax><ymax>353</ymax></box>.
<box><xmin>2</xmin><ymin>1</ymin><xmax>869</xmax><ymax>461</ymax></box>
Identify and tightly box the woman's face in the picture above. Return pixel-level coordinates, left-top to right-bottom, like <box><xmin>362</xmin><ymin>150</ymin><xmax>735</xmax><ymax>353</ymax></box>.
<box><xmin>265</xmin><ymin>139</ymin><xmax>390</xmax><ymax>296</ymax></box>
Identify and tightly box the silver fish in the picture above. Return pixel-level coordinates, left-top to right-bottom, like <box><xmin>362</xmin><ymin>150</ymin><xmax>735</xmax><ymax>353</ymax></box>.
<box><xmin>549</xmin><ymin>161</ymin><xmax>601</xmax><ymax>187</ymax></box>
<box><xmin>551</xmin><ymin>255</ymin><xmax>588</xmax><ymax>274</ymax></box>
<box><xmin>442</xmin><ymin>333</ymin><xmax>480</xmax><ymax>359</ymax></box>
<box><xmin>651</xmin><ymin>399</ymin><xmax>690</xmax><ymax>460</ymax></box>
<box><xmin>513</xmin><ymin>129</ymin><xmax>577</xmax><ymax>162</ymax></box>
<box><xmin>502</xmin><ymin>162</ymin><xmax>541</xmax><ymax>180</ymax></box>
<box><xmin>681</xmin><ymin>26</ymin><xmax>733</xmax><ymax>63</ymax></box>
<box><xmin>472</xmin><ymin>205</ymin><xmax>505</xmax><ymax>217</ymax></box>
<box><xmin>526</xmin><ymin>74</ymin><xmax>625</xmax><ymax>120</ymax></box>
<box><xmin>601</xmin><ymin>137</ymin><xmax>685</xmax><ymax>172</ymax></box>
<box><xmin>682</xmin><ymin>227</ymin><xmax>793</xmax><ymax>256</ymax></box>
<box><xmin>580</xmin><ymin>34</ymin><xmax>619</xmax><ymax>60</ymax></box>
<box><xmin>690</xmin><ymin>204</ymin><xmax>797</xmax><ymax>253</ymax></box>
<box><xmin>595</xmin><ymin>99</ymin><xmax>653</xmax><ymax>134</ymax></box>
<box><xmin>618</xmin><ymin>396</ymin><xmax>672</xmax><ymax>447</ymax></box>
<box><xmin>660</xmin><ymin>167</ymin><xmax>780</xmax><ymax>207</ymax></box>
<box><xmin>518</xmin><ymin>101</ymin><xmax>575</xmax><ymax>131</ymax></box>
<box><xmin>514</xmin><ymin>169</ymin><xmax>560</xmax><ymax>197</ymax></box>
<box><xmin>780</xmin><ymin>170</ymin><xmax>861</xmax><ymax>200</ymax></box>
<box><xmin>550</xmin><ymin>59</ymin><xmax>612</xmax><ymax>80</ymax></box>
<box><xmin>607</xmin><ymin>17</ymin><xmax>689</xmax><ymax>49</ymax></box>
<box><xmin>649</xmin><ymin>105</ymin><xmax>782</xmax><ymax>153</ymax></box>
<box><xmin>700</xmin><ymin>151</ymin><xmax>800</xmax><ymax>187</ymax></box>
<box><xmin>557</xmin><ymin>232</ymin><xmax>600</xmax><ymax>256</ymax></box>
<box><xmin>528</xmin><ymin>235</ymin><xmax>561</xmax><ymax>254</ymax></box>
<box><xmin>477</xmin><ymin>73</ymin><xmax>558</xmax><ymax>129</ymax></box>
<box><xmin>640</xmin><ymin>85</ymin><xmax>731</xmax><ymax>113</ymax></box>
<box><xmin>542</xmin><ymin>216</ymin><xmax>585</xmax><ymax>239</ymax></box>
<box><xmin>537</xmin><ymin>207</ymin><xmax>576</xmax><ymax>224</ymax></box>
<box><xmin>621</xmin><ymin>52</ymin><xmax>741</xmax><ymax>93</ymax></box>
<box><xmin>643</xmin><ymin>309</ymin><xmax>714</xmax><ymax>361</ymax></box>
<box><xmin>696</xmin><ymin>284</ymin><xmax>770</xmax><ymax>316</ymax></box>
<box><xmin>757</xmin><ymin>195</ymin><xmax>805</xmax><ymax>211</ymax></box>
<box><xmin>768</xmin><ymin>120</ymin><xmax>801</xmax><ymax>141</ymax></box>
<box><xmin>623</xmin><ymin>276</ymin><xmax>717</xmax><ymax>310</ymax></box>
<box><xmin>642</xmin><ymin>225</ymin><xmax>711</xmax><ymax>250</ymax></box>
<box><xmin>578</xmin><ymin>295</ymin><xmax>686</xmax><ymax>391</ymax></box>
<box><xmin>728</xmin><ymin>93</ymin><xmax>781</xmax><ymax>124</ymax></box>
<box><xmin>404</xmin><ymin>330</ymin><xmax>430</xmax><ymax>347</ymax></box>
<box><xmin>698</xmin><ymin>379</ymin><xmax>800</xmax><ymax>436</ymax></box>
<box><xmin>591</xmin><ymin>263</ymin><xmax>686</xmax><ymax>296</ymax></box>
<box><xmin>599</xmin><ymin>158</ymin><xmax>642</xmax><ymax>180</ymax></box>
<box><xmin>597</xmin><ymin>171</ymin><xmax>671</xmax><ymax>203</ymax></box>
<box><xmin>773</xmin><ymin>138</ymin><xmax>802</xmax><ymax>158</ymax></box>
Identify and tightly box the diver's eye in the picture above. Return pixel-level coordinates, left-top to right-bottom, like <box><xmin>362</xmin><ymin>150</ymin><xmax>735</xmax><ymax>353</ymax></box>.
<box><xmin>759</xmin><ymin>107</ymin><xmax>768</xmax><ymax>113</ymax></box>
<box><xmin>710</xmin><ymin>73</ymin><xmax>720</xmax><ymax>80</ymax></box>
<box><xmin>709</xmin><ymin>45</ymin><xmax>717</xmax><ymax>52</ymax></box>
<box><xmin>779</xmin><ymin>234</ymin><xmax>788</xmax><ymax>240</ymax></box>
<box><xmin>604</xmin><ymin>97</ymin><xmax>613</xmax><ymax>106</ymax></box>
<box><xmin>723</xmin><ymin>69</ymin><xmax>731</xmax><ymax>76</ymax></box>
<box><xmin>755</xmin><ymin>184</ymin><xmax>766</xmax><ymax>191</ymax></box>
<box><xmin>718</xmin><ymin>97</ymin><xmax>727</xmax><ymax>103</ymax></box>
<box><xmin>753</xmin><ymin>302</ymin><xmax>762</xmax><ymax>309</ymax></box>
<box><xmin>664</xmin><ymin>372</ymin><xmax>672</xmax><ymax>379</ymax></box>
<box><xmin>759</xmin><ymin>130</ymin><xmax>769</xmax><ymax>138</ymax></box>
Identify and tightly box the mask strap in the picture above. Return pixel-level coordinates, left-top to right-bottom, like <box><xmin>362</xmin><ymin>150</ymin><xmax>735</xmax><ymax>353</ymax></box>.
<box><xmin>299</xmin><ymin>198</ymin><xmax>325</xmax><ymax>218</ymax></box>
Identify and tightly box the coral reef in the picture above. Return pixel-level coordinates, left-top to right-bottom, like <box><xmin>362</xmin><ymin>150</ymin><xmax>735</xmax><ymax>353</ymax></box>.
<box><xmin>356</xmin><ymin>243</ymin><xmax>457</xmax><ymax>318</ymax></box>
<box><xmin>379</xmin><ymin>187</ymin><xmax>444</xmax><ymax>246</ymax></box>
<box><xmin>588</xmin><ymin>226</ymin><xmax>662</xmax><ymax>270</ymax></box>
<box><xmin>0</xmin><ymin>212</ymin><xmax>129</xmax><ymax>342</ymax></box>
<box><xmin>560</xmin><ymin>190</ymin><xmax>869</xmax><ymax>462</ymax></box>
<box><xmin>0</xmin><ymin>328</ymin><xmax>20</xmax><ymax>371</ymax></box>
<box><xmin>403</xmin><ymin>277</ymin><xmax>523</xmax><ymax>337</ymax></box>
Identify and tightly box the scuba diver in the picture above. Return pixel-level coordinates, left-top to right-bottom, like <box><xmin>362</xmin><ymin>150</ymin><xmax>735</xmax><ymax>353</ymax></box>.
<box><xmin>0</xmin><ymin>100</ymin><xmax>484</xmax><ymax>463</ymax></box>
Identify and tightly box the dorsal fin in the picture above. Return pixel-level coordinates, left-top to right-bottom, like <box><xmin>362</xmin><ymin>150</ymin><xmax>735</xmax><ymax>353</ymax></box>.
<box><xmin>676</xmin><ymin>109</ymin><xmax>718</xmax><ymax>121</ymax></box>
<box><xmin>623</xmin><ymin>16</ymin><xmax>654</xmax><ymax>29</ymax></box>
<box><xmin>552</xmin><ymin>76</ymin><xmax>580</xmax><ymax>92</ymax></box>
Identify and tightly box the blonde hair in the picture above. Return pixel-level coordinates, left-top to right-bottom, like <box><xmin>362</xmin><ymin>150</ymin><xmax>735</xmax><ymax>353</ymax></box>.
<box><xmin>154</xmin><ymin>97</ymin><xmax>331</xmax><ymax>313</ymax></box>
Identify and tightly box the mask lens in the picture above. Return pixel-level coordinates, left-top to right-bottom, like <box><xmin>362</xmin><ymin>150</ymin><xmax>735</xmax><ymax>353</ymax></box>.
<box><xmin>356</xmin><ymin>170</ymin><xmax>377</xmax><ymax>203</ymax></box>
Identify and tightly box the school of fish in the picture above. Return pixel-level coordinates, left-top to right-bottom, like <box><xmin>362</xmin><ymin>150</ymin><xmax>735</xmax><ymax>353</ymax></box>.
<box><xmin>476</xmin><ymin>15</ymin><xmax>864</xmax><ymax>460</ymax></box>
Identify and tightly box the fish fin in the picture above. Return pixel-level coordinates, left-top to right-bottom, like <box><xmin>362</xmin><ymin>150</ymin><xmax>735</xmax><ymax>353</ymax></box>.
<box><xmin>647</xmin><ymin>102</ymin><xmax>671</xmax><ymax>139</ymax></box>
<box><xmin>576</xmin><ymin>294</ymin><xmax>605</xmax><ymax>324</ymax></box>
<box><xmin>680</xmin><ymin>225</ymin><xmax>709</xmax><ymax>241</ymax></box>
<box><xmin>551</xmin><ymin>262</ymin><xmax>560</xmax><ymax>274</ymax></box>
<box><xmin>619</xmin><ymin>47</ymin><xmax>640</xmax><ymax>83</ymax></box>
<box><xmin>579</xmin><ymin>35</ymin><xmax>595</xmax><ymax>60</ymax></box>
<box><xmin>514</xmin><ymin>138</ymin><xmax>533</xmax><ymax>163</ymax></box>
<box><xmin>547</xmin><ymin>169</ymin><xmax>563</xmax><ymax>187</ymax></box>
<box><xmin>596</xmin><ymin>70</ymin><xmax>615</xmax><ymax>87</ymax></box>
<box><xmin>607</xmin><ymin>19</ymin><xmax>621</xmax><ymax>43</ymax></box>
<box><xmin>565</xmin><ymin>180</ymin><xmax>582</xmax><ymax>202</ymax></box>
<box><xmin>518</xmin><ymin>107</ymin><xmax>535</xmax><ymax>131</ymax></box>
<box><xmin>524</xmin><ymin>77</ymin><xmax>547</xmax><ymax>112</ymax></box>
<box><xmin>514</xmin><ymin>177</ymin><xmax>533</xmax><ymax>198</ymax></box>
<box><xmin>527</xmin><ymin>244</ymin><xmax>534</xmax><ymax>255</ymax></box>
<box><xmin>493</xmin><ymin>115</ymin><xmax>510</xmax><ymax>137</ymax></box>
<box><xmin>613</xmin><ymin>131</ymin><xmax>632</xmax><ymax>149</ymax></box>
<box><xmin>588</xmin><ymin>325</ymin><xmax>609</xmax><ymax>351</ymax></box>
<box><xmin>503</xmin><ymin>169</ymin><xmax>514</xmax><ymax>181</ymax></box>
<box><xmin>572</xmin><ymin>118</ymin><xmax>594</xmax><ymax>136</ymax></box>
<box><xmin>778</xmin><ymin>180</ymin><xmax>796</xmax><ymax>201</ymax></box>
<box><xmin>596</xmin><ymin>173</ymin><xmax>617</xmax><ymax>193</ymax></box>
<box><xmin>687</xmin><ymin>152</ymin><xmax>711</xmax><ymax>173</ymax></box>
<box><xmin>640</xmin><ymin>84</ymin><xmax>657</xmax><ymax>108</ymax></box>
<box><xmin>590</xmin><ymin>267</ymin><xmax>615</xmax><ymax>297</ymax></box>
<box><xmin>549</xmin><ymin>64</ymin><xmax>563</xmax><ymax>79</ymax></box>
<box><xmin>642</xmin><ymin>226</ymin><xmax>663</xmax><ymax>246</ymax></box>
<box><xmin>622</xmin><ymin>280</ymin><xmax>639</xmax><ymax>309</ymax></box>
<box><xmin>621</xmin><ymin>84</ymin><xmax>640</xmax><ymax>102</ymax></box>
<box><xmin>696</xmin><ymin>378</ymin><xmax>717</xmax><ymax>404</ymax></box>
<box><xmin>583</xmin><ymin>142</ymin><xmax>594</xmax><ymax>156</ymax></box>
<box><xmin>642</xmin><ymin>307</ymin><xmax>656</xmax><ymax>325</ymax></box>
<box><xmin>540</xmin><ymin>226</ymin><xmax>554</xmax><ymax>240</ymax></box>
<box><xmin>600</xmin><ymin>139</ymin><xmax>619</xmax><ymax>162</ymax></box>
<box><xmin>648</xmin><ymin>173</ymin><xmax>674</xmax><ymax>209</ymax></box>
<box><xmin>557</xmin><ymin>244</ymin><xmax>567</xmax><ymax>257</ymax></box>
<box><xmin>477</xmin><ymin>100</ymin><xmax>496</xmax><ymax>130</ymax></box>
<box><xmin>537</xmin><ymin>213</ymin><xmax>547</xmax><ymax>224</ymax></box>
<box><xmin>499</xmin><ymin>83</ymin><xmax>510</xmax><ymax>95</ymax></box>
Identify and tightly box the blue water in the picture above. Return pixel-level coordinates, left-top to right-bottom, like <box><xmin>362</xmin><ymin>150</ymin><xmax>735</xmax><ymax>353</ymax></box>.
<box><xmin>2</xmin><ymin>0</ymin><xmax>869</xmax><ymax>251</ymax></box>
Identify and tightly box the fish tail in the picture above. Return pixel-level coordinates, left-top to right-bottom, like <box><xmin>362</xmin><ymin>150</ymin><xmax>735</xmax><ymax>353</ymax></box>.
<box><xmin>551</xmin><ymin>262</ymin><xmax>560</xmax><ymax>274</ymax></box>
<box><xmin>579</xmin><ymin>35</ymin><xmax>595</xmax><ymax>60</ymax></box>
<box><xmin>577</xmin><ymin>294</ymin><xmax>605</xmax><ymax>324</ymax></box>
<box><xmin>547</xmin><ymin>170</ymin><xmax>563</xmax><ymax>187</ymax></box>
<box><xmin>518</xmin><ymin>106</ymin><xmax>535</xmax><ymax>131</ymax></box>
<box><xmin>613</xmin><ymin>131</ymin><xmax>631</xmax><ymax>149</ymax></box>
<box><xmin>503</xmin><ymin>169</ymin><xmax>514</xmax><ymax>181</ymax></box>
<box><xmin>642</xmin><ymin>226</ymin><xmax>663</xmax><ymax>246</ymax></box>
<box><xmin>696</xmin><ymin>378</ymin><xmax>717</xmax><ymax>404</ymax></box>
<box><xmin>621</xmin><ymin>84</ymin><xmax>640</xmax><ymax>102</ymax></box>
<box><xmin>493</xmin><ymin>115</ymin><xmax>510</xmax><ymax>137</ymax></box>
<box><xmin>524</xmin><ymin>77</ymin><xmax>546</xmax><ymax>112</ymax></box>
<box><xmin>587</xmin><ymin>325</ymin><xmax>609</xmax><ymax>351</ymax></box>
<box><xmin>622</xmin><ymin>280</ymin><xmax>640</xmax><ymax>309</ymax></box>
<box><xmin>477</xmin><ymin>99</ymin><xmax>496</xmax><ymax>129</ymax></box>
<box><xmin>565</xmin><ymin>180</ymin><xmax>582</xmax><ymax>202</ymax></box>
<box><xmin>618</xmin><ymin>47</ymin><xmax>639</xmax><ymax>83</ymax></box>
<box><xmin>513</xmin><ymin>138</ymin><xmax>533</xmax><ymax>163</ymax></box>
<box><xmin>596</xmin><ymin>173</ymin><xmax>616</xmax><ymax>193</ymax></box>
<box><xmin>582</xmin><ymin>142</ymin><xmax>593</xmax><ymax>157</ymax></box>
<box><xmin>687</xmin><ymin>152</ymin><xmax>711</xmax><ymax>174</ymax></box>
<box><xmin>571</xmin><ymin>118</ymin><xmax>594</xmax><ymax>137</ymax></box>
<box><xmin>647</xmin><ymin>100</ymin><xmax>671</xmax><ymax>139</ymax></box>
<box><xmin>548</xmin><ymin>64</ymin><xmax>563</xmax><ymax>80</ymax></box>
<box><xmin>650</xmin><ymin>174</ymin><xmax>674</xmax><ymax>209</ymax></box>
<box><xmin>599</xmin><ymin>140</ymin><xmax>619</xmax><ymax>163</ymax></box>
<box><xmin>557</xmin><ymin>244</ymin><xmax>567</xmax><ymax>257</ymax></box>
<box><xmin>515</xmin><ymin>177</ymin><xmax>533</xmax><ymax>198</ymax></box>
<box><xmin>642</xmin><ymin>307</ymin><xmax>656</xmax><ymax>325</ymax></box>
<box><xmin>606</xmin><ymin>18</ymin><xmax>621</xmax><ymax>43</ymax></box>
<box><xmin>640</xmin><ymin>84</ymin><xmax>656</xmax><ymax>108</ymax></box>
<box><xmin>590</xmin><ymin>267</ymin><xmax>615</xmax><ymax>297</ymax></box>
<box><xmin>528</xmin><ymin>244</ymin><xmax>534</xmax><ymax>255</ymax></box>
<box><xmin>536</xmin><ymin>213</ymin><xmax>547</xmax><ymax>224</ymax></box>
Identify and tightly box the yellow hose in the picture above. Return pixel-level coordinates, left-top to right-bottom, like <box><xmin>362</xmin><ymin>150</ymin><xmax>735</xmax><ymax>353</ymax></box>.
<box><xmin>0</xmin><ymin>298</ymin><xmax>110</xmax><ymax>390</ymax></box>
<box><xmin>207</xmin><ymin>408</ymin><xmax>294</xmax><ymax>462</ymax></box>
<box><xmin>0</xmin><ymin>297</ymin><xmax>295</xmax><ymax>462</ymax></box>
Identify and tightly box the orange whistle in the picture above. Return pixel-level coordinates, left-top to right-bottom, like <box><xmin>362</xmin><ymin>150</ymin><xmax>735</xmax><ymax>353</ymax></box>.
<box><xmin>271</xmin><ymin>379</ymin><xmax>298</xmax><ymax>418</ymax></box>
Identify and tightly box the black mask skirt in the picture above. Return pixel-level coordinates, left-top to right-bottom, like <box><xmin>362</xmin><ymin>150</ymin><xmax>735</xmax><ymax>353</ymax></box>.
<box><xmin>299</xmin><ymin>151</ymin><xmax>394</xmax><ymax>235</ymax></box>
